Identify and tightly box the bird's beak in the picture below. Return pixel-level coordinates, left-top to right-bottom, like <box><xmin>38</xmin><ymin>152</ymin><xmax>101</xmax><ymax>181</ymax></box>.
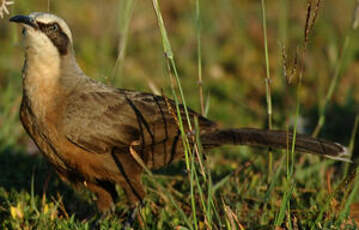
<box><xmin>9</xmin><ymin>15</ymin><xmax>38</xmax><ymax>29</ymax></box>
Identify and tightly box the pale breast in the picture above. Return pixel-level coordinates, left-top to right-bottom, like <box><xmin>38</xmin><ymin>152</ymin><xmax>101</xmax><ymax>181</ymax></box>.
<box><xmin>20</xmin><ymin>98</ymin><xmax>68</xmax><ymax>171</ymax></box>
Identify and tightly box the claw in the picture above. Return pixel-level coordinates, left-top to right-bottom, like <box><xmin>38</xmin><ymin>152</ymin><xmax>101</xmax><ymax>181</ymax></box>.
<box><xmin>123</xmin><ymin>202</ymin><xmax>144</xmax><ymax>230</ymax></box>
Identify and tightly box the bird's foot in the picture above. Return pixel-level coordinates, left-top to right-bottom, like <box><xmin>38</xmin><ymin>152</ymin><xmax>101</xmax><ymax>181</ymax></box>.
<box><xmin>88</xmin><ymin>205</ymin><xmax>116</xmax><ymax>229</ymax></box>
<box><xmin>123</xmin><ymin>202</ymin><xmax>144</xmax><ymax>230</ymax></box>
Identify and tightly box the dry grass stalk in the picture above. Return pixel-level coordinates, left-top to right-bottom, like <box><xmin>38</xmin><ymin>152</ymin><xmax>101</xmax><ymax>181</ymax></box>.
<box><xmin>0</xmin><ymin>0</ymin><xmax>14</xmax><ymax>18</ymax></box>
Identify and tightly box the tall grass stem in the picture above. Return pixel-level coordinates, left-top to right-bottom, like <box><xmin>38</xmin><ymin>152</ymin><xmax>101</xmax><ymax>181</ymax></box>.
<box><xmin>260</xmin><ymin>0</ymin><xmax>274</xmax><ymax>181</ymax></box>
<box><xmin>196</xmin><ymin>0</ymin><xmax>205</xmax><ymax>116</ymax></box>
<box><xmin>312</xmin><ymin>7</ymin><xmax>357</xmax><ymax>137</ymax></box>
<box><xmin>110</xmin><ymin>0</ymin><xmax>135</xmax><ymax>84</ymax></box>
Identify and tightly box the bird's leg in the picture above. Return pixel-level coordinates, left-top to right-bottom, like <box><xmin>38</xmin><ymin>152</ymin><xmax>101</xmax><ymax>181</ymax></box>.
<box><xmin>116</xmin><ymin>170</ymin><xmax>145</xmax><ymax>229</ymax></box>
<box><xmin>111</xmin><ymin>147</ymin><xmax>146</xmax><ymax>227</ymax></box>
<box><xmin>41</xmin><ymin>167</ymin><xmax>53</xmax><ymax>203</ymax></box>
<box><xmin>85</xmin><ymin>181</ymin><xmax>116</xmax><ymax>214</ymax></box>
<box><xmin>111</xmin><ymin>146</ymin><xmax>146</xmax><ymax>204</ymax></box>
<box><xmin>124</xmin><ymin>201</ymin><xmax>145</xmax><ymax>229</ymax></box>
<box><xmin>84</xmin><ymin>181</ymin><xmax>119</xmax><ymax>229</ymax></box>
<box><xmin>113</xmin><ymin>154</ymin><xmax>146</xmax><ymax>207</ymax></box>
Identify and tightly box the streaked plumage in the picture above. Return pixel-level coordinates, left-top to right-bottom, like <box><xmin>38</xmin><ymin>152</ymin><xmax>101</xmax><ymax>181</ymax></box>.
<box><xmin>10</xmin><ymin>12</ymin><xmax>350</xmax><ymax>214</ymax></box>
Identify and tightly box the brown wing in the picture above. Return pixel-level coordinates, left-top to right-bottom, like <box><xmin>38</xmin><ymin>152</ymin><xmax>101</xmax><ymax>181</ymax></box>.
<box><xmin>62</xmin><ymin>86</ymin><xmax>217</xmax><ymax>155</ymax></box>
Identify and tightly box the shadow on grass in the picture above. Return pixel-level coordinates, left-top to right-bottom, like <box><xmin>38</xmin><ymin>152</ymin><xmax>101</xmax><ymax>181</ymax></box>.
<box><xmin>305</xmin><ymin>100</ymin><xmax>359</xmax><ymax>159</ymax></box>
<box><xmin>0</xmin><ymin>147</ymin><xmax>95</xmax><ymax>222</ymax></box>
<box><xmin>0</xmin><ymin>146</ymin><xmax>191</xmax><ymax>223</ymax></box>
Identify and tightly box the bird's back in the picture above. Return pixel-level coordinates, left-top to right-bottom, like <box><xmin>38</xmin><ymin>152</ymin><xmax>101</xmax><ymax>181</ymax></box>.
<box><xmin>62</xmin><ymin>78</ymin><xmax>218</xmax><ymax>169</ymax></box>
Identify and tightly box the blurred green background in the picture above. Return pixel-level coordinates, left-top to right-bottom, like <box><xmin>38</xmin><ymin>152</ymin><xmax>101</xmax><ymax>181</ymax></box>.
<box><xmin>0</xmin><ymin>0</ymin><xmax>358</xmax><ymax>228</ymax></box>
<box><xmin>0</xmin><ymin>0</ymin><xmax>358</xmax><ymax>150</ymax></box>
<box><xmin>1</xmin><ymin>0</ymin><xmax>358</xmax><ymax>144</ymax></box>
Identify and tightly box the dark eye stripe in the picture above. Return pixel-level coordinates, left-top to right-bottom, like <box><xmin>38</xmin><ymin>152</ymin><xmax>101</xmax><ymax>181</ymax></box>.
<box><xmin>37</xmin><ymin>22</ymin><xmax>59</xmax><ymax>34</ymax></box>
<box><xmin>37</xmin><ymin>22</ymin><xmax>70</xmax><ymax>55</ymax></box>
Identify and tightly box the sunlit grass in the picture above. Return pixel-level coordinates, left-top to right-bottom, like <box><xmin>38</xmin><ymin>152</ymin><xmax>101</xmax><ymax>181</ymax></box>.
<box><xmin>0</xmin><ymin>0</ymin><xmax>358</xmax><ymax>229</ymax></box>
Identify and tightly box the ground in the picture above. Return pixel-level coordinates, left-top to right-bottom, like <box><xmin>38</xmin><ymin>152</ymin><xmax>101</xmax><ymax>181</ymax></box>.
<box><xmin>0</xmin><ymin>0</ymin><xmax>358</xmax><ymax>229</ymax></box>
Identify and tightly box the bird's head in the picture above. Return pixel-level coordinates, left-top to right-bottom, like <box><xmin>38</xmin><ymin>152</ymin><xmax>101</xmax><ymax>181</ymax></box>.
<box><xmin>10</xmin><ymin>12</ymin><xmax>73</xmax><ymax>57</ymax></box>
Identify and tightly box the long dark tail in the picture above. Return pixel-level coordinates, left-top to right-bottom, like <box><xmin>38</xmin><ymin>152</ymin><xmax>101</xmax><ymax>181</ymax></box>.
<box><xmin>200</xmin><ymin>128</ymin><xmax>350</xmax><ymax>162</ymax></box>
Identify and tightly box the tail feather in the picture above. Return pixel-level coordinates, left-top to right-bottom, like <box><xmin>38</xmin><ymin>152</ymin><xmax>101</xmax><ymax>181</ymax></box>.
<box><xmin>201</xmin><ymin>128</ymin><xmax>350</xmax><ymax>162</ymax></box>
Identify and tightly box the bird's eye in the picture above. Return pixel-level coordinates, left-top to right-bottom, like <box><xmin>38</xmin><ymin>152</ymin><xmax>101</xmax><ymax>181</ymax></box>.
<box><xmin>47</xmin><ymin>24</ymin><xmax>59</xmax><ymax>33</ymax></box>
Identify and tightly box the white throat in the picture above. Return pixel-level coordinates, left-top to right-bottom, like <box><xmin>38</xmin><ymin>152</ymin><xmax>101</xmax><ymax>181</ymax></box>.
<box><xmin>22</xmin><ymin>29</ymin><xmax>61</xmax><ymax>118</ymax></box>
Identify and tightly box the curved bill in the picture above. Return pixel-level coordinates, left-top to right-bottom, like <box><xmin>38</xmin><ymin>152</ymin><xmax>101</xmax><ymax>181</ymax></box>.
<box><xmin>9</xmin><ymin>15</ymin><xmax>38</xmax><ymax>29</ymax></box>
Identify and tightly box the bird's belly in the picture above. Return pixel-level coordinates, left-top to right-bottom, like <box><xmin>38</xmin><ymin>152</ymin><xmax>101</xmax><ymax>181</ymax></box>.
<box><xmin>20</xmin><ymin>102</ymin><xmax>75</xmax><ymax>178</ymax></box>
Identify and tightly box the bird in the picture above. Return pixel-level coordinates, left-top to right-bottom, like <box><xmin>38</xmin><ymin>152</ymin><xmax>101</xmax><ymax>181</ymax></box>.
<box><xmin>9</xmin><ymin>12</ymin><xmax>350</xmax><ymax>215</ymax></box>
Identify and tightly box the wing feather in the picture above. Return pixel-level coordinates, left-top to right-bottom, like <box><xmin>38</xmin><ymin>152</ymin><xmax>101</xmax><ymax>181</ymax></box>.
<box><xmin>62</xmin><ymin>87</ymin><xmax>216</xmax><ymax>154</ymax></box>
